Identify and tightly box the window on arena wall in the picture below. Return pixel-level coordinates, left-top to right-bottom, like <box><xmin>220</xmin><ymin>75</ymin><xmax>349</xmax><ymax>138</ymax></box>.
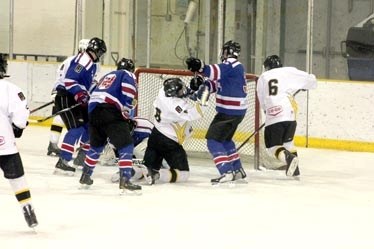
<box><xmin>267</xmin><ymin>0</ymin><xmax>374</xmax><ymax>81</ymax></box>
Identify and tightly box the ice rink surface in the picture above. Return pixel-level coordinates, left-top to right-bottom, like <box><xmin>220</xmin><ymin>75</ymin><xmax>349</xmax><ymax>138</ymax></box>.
<box><xmin>1</xmin><ymin>126</ymin><xmax>373</xmax><ymax>249</ymax></box>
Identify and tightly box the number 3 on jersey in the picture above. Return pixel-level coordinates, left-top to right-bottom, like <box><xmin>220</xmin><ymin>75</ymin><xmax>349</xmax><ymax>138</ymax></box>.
<box><xmin>268</xmin><ymin>79</ymin><xmax>278</xmax><ymax>96</ymax></box>
<box><xmin>154</xmin><ymin>107</ymin><xmax>161</xmax><ymax>122</ymax></box>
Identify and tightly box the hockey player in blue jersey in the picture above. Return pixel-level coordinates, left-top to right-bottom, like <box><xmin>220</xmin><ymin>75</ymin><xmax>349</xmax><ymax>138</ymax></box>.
<box><xmin>186</xmin><ymin>40</ymin><xmax>248</xmax><ymax>184</ymax></box>
<box><xmin>78</xmin><ymin>57</ymin><xmax>141</xmax><ymax>192</ymax></box>
<box><xmin>53</xmin><ymin>37</ymin><xmax>106</xmax><ymax>175</ymax></box>
<box><xmin>109</xmin><ymin>117</ymin><xmax>156</xmax><ymax>183</ymax></box>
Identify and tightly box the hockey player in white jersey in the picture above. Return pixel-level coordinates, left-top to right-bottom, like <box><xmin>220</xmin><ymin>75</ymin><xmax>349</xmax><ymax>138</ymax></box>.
<box><xmin>256</xmin><ymin>55</ymin><xmax>317</xmax><ymax>177</ymax></box>
<box><xmin>47</xmin><ymin>39</ymin><xmax>90</xmax><ymax>157</ymax></box>
<box><xmin>0</xmin><ymin>54</ymin><xmax>38</xmax><ymax>228</ymax></box>
<box><xmin>143</xmin><ymin>77</ymin><xmax>209</xmax><ymax>184</ymax></box>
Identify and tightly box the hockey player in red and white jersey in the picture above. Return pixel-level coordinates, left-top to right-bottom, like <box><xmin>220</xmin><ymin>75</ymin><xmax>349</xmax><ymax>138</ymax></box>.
<box><xmin>256</xmin><ymin>55</ymin><xmax>317</xmax><ymax>177</ymax></box>
<box><xmin>143</xmin><ymin>77</ymin><xmax>209</xmax><ymax>184</ymax></box>
<box><xmin>0</xmin><ymin>54</ymin><xmax>38</xmax><ymax>228</ymax></box>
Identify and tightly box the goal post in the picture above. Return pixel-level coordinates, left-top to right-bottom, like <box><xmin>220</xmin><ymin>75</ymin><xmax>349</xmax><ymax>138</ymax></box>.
<box><xmin>134</xmin><ymin>67</ymin><xmax>261</xmax><ymax>170</ymax></box>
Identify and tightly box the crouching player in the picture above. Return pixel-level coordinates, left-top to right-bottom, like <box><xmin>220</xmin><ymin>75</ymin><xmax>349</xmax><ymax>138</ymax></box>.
<box><xmin>143</xmin><ymin>77</ymin><xmax>209</xmax><ymax>184</ymax></box>
<box><xmin>78</xmin><ymin>57</ymin><xmax>141</xmax><ymax>193</ymax></box>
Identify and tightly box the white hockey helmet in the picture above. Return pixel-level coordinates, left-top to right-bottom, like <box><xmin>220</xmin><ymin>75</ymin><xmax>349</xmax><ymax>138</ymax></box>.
<box><xmin>78</xmin><ymin>39</ymin><xmax>90</xmax><ymax>53</ymax></box>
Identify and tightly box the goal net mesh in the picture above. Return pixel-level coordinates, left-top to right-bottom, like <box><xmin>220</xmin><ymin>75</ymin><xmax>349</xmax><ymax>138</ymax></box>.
<box><xmin>135</xmin><ymin>68</ymin><xmax>280</xmax><ymax>169</ymax></box>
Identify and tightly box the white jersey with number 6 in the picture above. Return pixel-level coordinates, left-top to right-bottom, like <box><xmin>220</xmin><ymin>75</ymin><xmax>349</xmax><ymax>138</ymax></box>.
<box><xmin>153</xmin><ymin>88</ymin><xmax>205</xmax><ymax>144</ymax></box>
<box><xmin>257</xmin><ymin>66</ymin><xmax>317</xmax><ymax>126</ymax></box>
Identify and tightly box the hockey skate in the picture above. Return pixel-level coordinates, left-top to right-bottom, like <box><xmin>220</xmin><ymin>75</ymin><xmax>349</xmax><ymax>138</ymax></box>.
<box><xmin>73</xmin><ymin>149</ymin><xmax>85</xmax><ymax>167</ymax></box>
<box><xmin>211</xmin><ymin>171</ymin><xmax>235</xmax><ymax>186</ymax></box>
<box><xmin>79</xmin><ymin>167</ymin><xmax>94</xmax><ymax>188</ymax></box>
<box><xmin>47</xmin><ymin>142</ymin><xmax>61</xmax><ymax>156</ymax></box>
<box><xmin>23</xmin><ymin>204</ymin><xmax>38</xmax><ymax>228</ymax></box>
<box><xmin>233</xmin><ymin>167</ymin><xmax>248</xmax><ymax>183</ymax></box>
<box><xmin>292</xmin><ymin>166</ymin><xmax>300</xmax><ymax>177</ymax></box>
<box><xmin>54</xmin><ymin>158</ymin><xmax>76</xmax><ymax>176</ymax></box>
<box><xmin>284</xmin><ymin>150</ymin><xmax>299</xmax><ymax>177</ymax></box>
<box><xmin>144</xmin><ymin>168</ymin><xmax>160</xmax><ymax>185</ymax></box>
<box><xmin>119</xmin><ymin>176</ymin><xmax>142</xmax><ymax>195</ymax></box>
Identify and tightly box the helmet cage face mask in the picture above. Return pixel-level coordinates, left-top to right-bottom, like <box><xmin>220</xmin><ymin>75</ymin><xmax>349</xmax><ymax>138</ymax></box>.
<box><xmin>163</xmin><ymin>78</ymin><xmax>186</xmax><ymax>98</ymax></box>
<box><xmin>87</xmin><ymin>38</ymin><xmax>107</xmax><ymax>62</ymax></box>
<box><xmin>220</xmin><ymin>40</ymin><xmax>241</xmax><ymax>61</ymax></box>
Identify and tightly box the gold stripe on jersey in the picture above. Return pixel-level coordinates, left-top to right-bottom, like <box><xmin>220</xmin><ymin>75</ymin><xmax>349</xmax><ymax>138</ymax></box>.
<box><xmin>171</xmin><ymin>121</ymin><xmax>188</xmax><ymax>144</ymax></box>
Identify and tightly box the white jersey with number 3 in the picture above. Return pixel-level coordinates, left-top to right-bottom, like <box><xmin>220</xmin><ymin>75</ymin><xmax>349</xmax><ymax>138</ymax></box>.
<box><xmin>257</xmin><ymin>67</ymin><xmax>317</xmax><ymax>126</ymax></box>
<box><xmin>153</xmin><ymin>88</ymin><xmax>205</xmax><ymax>144</ymax></box>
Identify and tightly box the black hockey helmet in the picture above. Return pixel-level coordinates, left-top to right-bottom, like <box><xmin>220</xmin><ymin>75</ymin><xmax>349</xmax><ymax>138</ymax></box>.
<box><xmin>163</xmin><ymin>78</ymin><xmax>186</xmax><ymax>98</ymax></box>
<box><xmin>263</xmin><ymin>55</ymin><xmax>283</xmax><ymax>71</ymax></box>
<box><xmin>0</xmin><ymin>53</ymin><xmax>8</xmax><ymax>79</ymax></box>
<box><xmin>117</xmin><ymin>58</ymin><xmax>135</xmax><ymax>72</ymax></box>
<box><xmin>86</xmin><ymin>37</ymin><xmax>107</xmax><ymax>62</ymax></box>
<box><xmin>220</xmin><ymin>40</ymin><xmax>241</xmax><ymax>61</ymax></box>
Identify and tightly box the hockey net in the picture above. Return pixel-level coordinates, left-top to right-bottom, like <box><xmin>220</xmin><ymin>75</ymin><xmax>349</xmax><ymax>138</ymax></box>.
<box><xmin>134</xmin><ymin>67</ymin><xmax>275</xmax><ymax>169</ymax></box>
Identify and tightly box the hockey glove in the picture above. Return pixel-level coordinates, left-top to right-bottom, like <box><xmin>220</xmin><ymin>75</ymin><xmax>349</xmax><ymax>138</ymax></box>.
<box><xmin>74</xmin><ymin>91</ymin><xmax>89</xmax><ymax>105</ymax></box>
<box><xmin>127</xmin><ymin>119</ymin><xmax>137</xmax><ymax>135</ymax></box>
<box><xmin>189</xmin><ymin>75</ymin><xmax>204</xmax><ymax>91</ymax></box>
<box><xmin>12</xmin><ymin>122</ymin><xmax>28</xmax><ymax>138</ymax></box>
<box><xmin>186</xmin><ymin>57</ymin><xmax>204</xmax><ymax>73</ymax></box>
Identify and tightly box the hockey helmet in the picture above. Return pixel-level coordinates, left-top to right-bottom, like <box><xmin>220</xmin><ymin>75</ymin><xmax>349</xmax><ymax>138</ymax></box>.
<box><xmin>86</xmin><ymin>37</ymin><xmax>107</xmax><ymax>62</ymax></box>
<box><xmin>263</xmin><ymin>55</ymin><xmax>283</xmax><ymax>71</ymax></box>
<box><xmin>163</xmin><ymin>78</ymin><xmax>187</xmax><ymax>98</ymax></box>
<box><xmin>78</xmin><ymin>39</ymin><xmax>90</xmax><ymax>53</ymax></box>
<box><xmin>117</xmin><ymin>58</ymin><xmax>135</xmax><ymax>72</ymax></box>
<box><xmin>220</xmin><ymin>40</ymin><xmax>241</xmax><ymax>61</ymax></box>
<box><xmin>0</xmin><ymin>53</ymin><xmax>8</xmax><ymax>79</ymax></box>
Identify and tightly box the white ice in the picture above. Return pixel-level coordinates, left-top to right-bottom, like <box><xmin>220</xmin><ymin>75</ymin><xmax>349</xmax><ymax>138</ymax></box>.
<box><xmin>1</xmin><ymin>126</ymin><xmax>374</xmax><ymax>249</ymax></box>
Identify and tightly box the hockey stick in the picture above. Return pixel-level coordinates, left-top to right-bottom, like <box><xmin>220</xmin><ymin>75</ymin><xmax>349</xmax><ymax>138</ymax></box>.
<box><xmin>237</xmin><ymin>89</ymin><xmax>304</xmax><ymax>151</ymax></box>
<box><xmin>237</xmin><ymin>123</ymin><xmax>265</xmax><ymax>151</ymax></box>
<box><xmin>30</xmin><ymin>101</ymin><xmax>54</xmax><ymax>114</ymax></box>
<box><xmin>28</xmin><ymin>103</ymin><xmax>81</xmax><ymax>123</ymax></box>
<box><xmin>200</xmin><ymin>86</ymin><xmax>209</xmax><ymax>106</ymax></box>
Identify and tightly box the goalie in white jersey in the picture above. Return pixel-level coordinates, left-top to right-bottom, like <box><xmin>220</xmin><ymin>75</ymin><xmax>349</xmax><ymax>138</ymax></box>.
<box><xmin>143</xmin><ymin>77</ymin><xmax>209</xmax><ymax>184</ymax></box>
<box><xmin>256</xmin><ymin>55</ymin><xmax>317</xmax><ymax>177</ymax></box>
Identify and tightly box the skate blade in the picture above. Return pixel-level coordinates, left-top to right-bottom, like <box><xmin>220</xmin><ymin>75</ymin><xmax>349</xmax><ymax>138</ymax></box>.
<box><xmin>120</xmin><ymin>189</ymin><xmax>142</xmax><ymax>196</ymax></box>
<box><xmin>79</xmin><ymin>184</ymin><xmax>91</xmax><ymax>190</ymax></box>
<box><xmin>53</xmin><ymin>169</ymin><xmax>75</xmax><ymax>176</ymax></box>
<box><xmin>29</xmin><ymin>227</ymin><xmax>38</xmax><ymax>234</ymax></box>
<box><xmin>212</xmin><ymin>181</ymin><xmax>237</xmax><ymax>188</ymax></box>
